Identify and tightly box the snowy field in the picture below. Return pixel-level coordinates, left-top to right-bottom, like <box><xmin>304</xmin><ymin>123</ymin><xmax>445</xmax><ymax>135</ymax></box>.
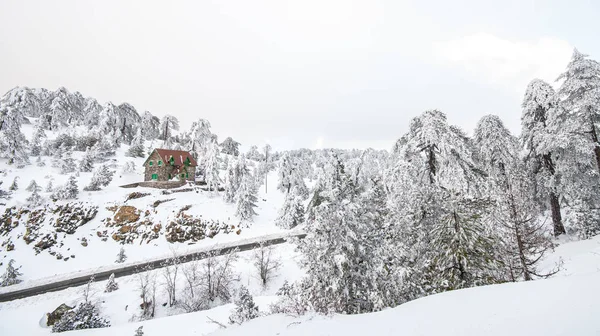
<box><xmin>1</xmin><ymin>235</ymin><xmax>599</xmax><ymax>335</ymax></box>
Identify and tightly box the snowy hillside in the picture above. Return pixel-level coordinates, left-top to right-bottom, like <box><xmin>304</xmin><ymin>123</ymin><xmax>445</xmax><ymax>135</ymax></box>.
<box><xmin>0</xmin><ymin>121</ymin><xmax>287</xmax><ymax>282</ymax></box>
<box><xmin>1</xmin><ymin>234</ymin><xmax>599</xmax><ymax>336</ymax></box>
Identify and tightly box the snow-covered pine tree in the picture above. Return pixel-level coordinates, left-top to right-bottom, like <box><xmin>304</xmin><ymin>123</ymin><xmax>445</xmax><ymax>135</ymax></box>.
<box><xmin>141</xmin><ymin>111</ymin><xmax>160</xmax><ymax>140</ymax></box>
<box><xmin>9</xmin><ymin>177</ymin><xmax>18</xmax><ymax>191</ymax></box>
<box><xmin>159</xmin><ymin>114</ymin><xmax>179</xmax><ymax>141</ymax></box>
<box><xmin>84</xmin><ymin>164</ymin><xmax>114</xmax><ymax>191</ymax></box>
<box><xmin>277</xmin><ymin>153</ymin><xmax>309</xmax><ymax>199</ymax></box>
<box><xmin>188</xmin><ymin>119</ymin><xmax>213</xmax><ymax>159</ymax></box>
<box><xmin>521</xmin><ymin>79</ymin><xmax>566</xmax><ymax>236</ymax></box>
<box><xmin>246</xmin><ymin>145</ymin><xmax>263</xmax><ymax>161</ymax></box>
<box><xmin>53</xmin><ymin>175</ymin><xmax>79</xmax><ymax>200</ymax></box>
<box><xmin>0</xmin><ymin>106</ymin><xmax>29</xmax><ymax>165</ymax></box>
<box><xmin>235</xmin><ymin>173</ymin><xmax>258</xmax><ymax>222</ymax></box>
<box><xmin>0</xmin><ymin>259</ymin><xmax>23</xmax><ymax>287</ymax></box>
<box><xmin>557</xmin><ymin>49</ymin><xmax>600</xmax><ymax>172</ymax></box>
<box><xmin>274</xmin><ymin>188</ymin><xmax>305</xmax><ymax>229</ymax></box>
<box><xmin>228</xmin><ymin>286</ymin><xmax>259</xmax><ymax>325</ymax></box>
<box><xmin>301</xmin><ymin>154</ymin><xmax>388</xmax><ymax>314</ymax></box>
<box><xmin>26</xmin><ymin>179</ymin><xmax>41</xmax><ymax>192</ymax></box>
<box><xmin>79</xmin><ymin>147</ymin><xmax>95</xmax><ymax>172</ymax></box>
<box><xmin>126</xmin><ymin>128</ymin><xmax>146</xmax><ymax>158</ymax></box>
<box><xmin>473</xmin><ymin>115</ymin><xmax>555</xmax><ymax>281</ymax></box>
<box><xmin>223</xmin><ymin>154</ymin><xmax>250</xmax><ymax>203</ymax></box>
<box><xmin>204</xmin><ymin>140</ymin><xmax>222</xmax><ymax>194</ymax></box>
<box><xmin>134</xmin><ymin>326</ymin><xmax>144</xmax><ymax>336</ymax></box>
<box><xmin>115</xmin><ymin>247</ymin><xmax>127</xmax><ymax>263</ymax></box>
<box><xmin>45</xmin><ymin>179</ymin><xmax>54</xmax><ymax>193</ymax></box>
<box><xmin>104</xmin><ymin>273</ymin><xmax>119</xmax><ymax>293</ymax></box>
<box><xmin>386</xmin><ymin>110</ymin><xmax>497</xmax><ymax>301</ymax></box>
<box><xmin>220</xmin><ymin>137</ymin><xmax>240</xmax><ymax>156</ymax></box>
<box><xmin>61</xmin><ymin>148</ymin><xmax>77</xmax><ymax>174</ymax></box>
<box><xmin>30</xmin><ymin>123</ymin><xmax>46</xmax><ymax>156</ymax></box>
<box><xmin>26</xmin><ymin>187</ymin><xmax>44</xmax><ymax>207</ymax></box>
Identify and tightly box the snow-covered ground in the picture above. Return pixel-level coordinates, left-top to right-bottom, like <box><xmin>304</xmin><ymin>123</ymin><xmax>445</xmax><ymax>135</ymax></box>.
<box><xmin>1</xmin><ymin>234</ymin><xmax>600</xmax><ymax>335</ymax></box>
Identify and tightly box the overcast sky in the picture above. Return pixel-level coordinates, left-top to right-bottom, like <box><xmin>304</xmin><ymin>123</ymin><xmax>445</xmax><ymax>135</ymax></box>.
<box><xmin>1</xmin><ymin>0</ymin><xmax>598</xmax><ymax>151</ymax></box>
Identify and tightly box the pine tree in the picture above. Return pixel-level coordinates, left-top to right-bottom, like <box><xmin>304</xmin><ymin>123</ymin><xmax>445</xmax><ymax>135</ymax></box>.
<box><xmin>473</xmin><ymin>115</ymin><xmax>554</xmax><ymax>281</ymax></box>
<box><xmin>84</xmin><ymin>164</ymin><xmax>114</xmax><ymax>191</ymax></box>
<box><xmin>126</xmin><ymin>128</ymin><xmax>145</xmax><ymax>158</ymax></box>
<box><xmin>274</xmin><ymin>188</ymin><xmax>305</xmax><ymax>229</ymax></box>
<box><xmin>223</xmin><ymin>160</ymin><xmax>237</xmax><ymax>203</ymax></box>
<box><xmin>0</xmin><ymin>106</ymin><xmax>30</xmax><ymax>165</ymax></box>
<box><xmin>0</xmin><ymin>259</ymin><xmax>23</xmax><ymax>287</ymax></box>
<box><xmin>30</xmin><ymin>124</ymin><xmax>46</xmax><ymax>156</ymax></box>
<box><xmin>220</xmin><ymin>137</ymin><xmax>240</xmax><ymax>156</ymax></box>
<box><xmin>53</xmin><ymin>175</ymin><xmax>79</xmax><ymax>200</ymax></box>
<box><xmin>235</xmin><ymin>174</ymin><xmax>258</xmax><ymax>222</ymax></box>
<box><xmin>104</xmin><ymin>273</ymin><xmax>119</xmax><ymax>293</ymax></box>
<box><xmin>301</xmin><ymin>155</ymin><xmax>389</xmax><ymax>314</ymax></box>
<box><xmin>79</xmin><ymin>147</ymin><xmax>95</xmax><ymax>172</ymax></box>
<box><xmin>115</xmin><ymin>247</ymin><xmax>127</xmax><ymax>263</ymax></box>
<box><xmin>46</xmin><ymin>179</ymin><xmax>54</xmax><ymax>193</ymax></box>
<box><xmin>26</xmin><ymin>188</ymin><xmax>43</xmax><ymax>207</ymax></box>
<box><xmin>229</xmin><ymin>286</ymin><xmax>259</xmax><ymax>325</ymax></box>
<box><xmin>556</xmin><ymin>48</ymin><xmax>600</xmax><ymax>172</ymax></box>
<box><xmin>61</xmin><ymin>149</ymin><xmax>77</xmax><ymax>174</ymax></box>
<box><xmin>141</xmin><ymin>111</ymin><xmax>160</xmax><ymax>140</ymax></box>
<box><xmin>25</xmin><ymin>180</ymin><xmax>40</xmax><ymax>192</ymax></box>
<box><xmin>204</xmin><ymin>140</ymin><xmax>222</xmax><ymax>194</ymax></box>
<box><xmin>521</xmin><ymin>79</ymin><xmax>566</xmax><ymax>236</ymax></box>
<box><xmin>159</xmin><ymin>115</ymin><xmax>179</xmax><ymax>141</ymax></box>
<box><xmin>8</xmin><ymin>177</ymin><xmax>18</xmax><ymax>191</ymax></box>
<box><xmin>277</xmin><ymin>153</ymin><xmax>308</xmax><ymax>198</ymax></box>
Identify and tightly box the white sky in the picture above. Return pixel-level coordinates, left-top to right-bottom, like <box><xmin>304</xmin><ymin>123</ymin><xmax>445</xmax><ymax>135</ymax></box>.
<box><xmin>1</xmin><ymin>0</ymin><xmax>598</xmax><ymax>151</ymax></box>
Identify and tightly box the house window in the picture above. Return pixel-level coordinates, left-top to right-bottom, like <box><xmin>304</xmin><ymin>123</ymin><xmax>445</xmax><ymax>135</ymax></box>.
<box><xmin>151</xmin><ymin>174</ymin><xmax>158</xmax><ymax>180</ymax></box>
<box><xmin>185</xmin><ymin>172</ymin><xmax>189</xmax><ymax>178</ymax></box>
<box><xmin>158</xmin><ymin>160</ymin><xmax>163</xmax><ymax>166</ymax></box>
<box><xmin>148</xmin><ymin>161</ymin><xmax>153</xmax><ymax>166</ymax></box>
<box><xmin>185</xmin><ymin>158</ymin><xmax>190</xmax><ymax>166</ymax></box>
<box><xmin>168</xmin><ymin>174</ymin><xmax>172</xmax><ymax>179</ymax></box>
<box><xmin>181</xmin><ymin>173</ymin><xmax>185</xmax><ymax>179</ymax></box>
<box><xmin>169</xmin><ymin>157</ymin><xmax>175</xmax><ymax>165</ymax></box>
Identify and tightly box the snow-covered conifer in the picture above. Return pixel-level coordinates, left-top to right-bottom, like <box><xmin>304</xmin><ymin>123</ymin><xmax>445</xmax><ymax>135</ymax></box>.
<box><xmin>115</xmin><ymin>247</ymin><xmax>127</xmax><ymax>263</ymax></box>
<box><xmin>228</xmin><ymin>286</ymin><xmax>259</xmax><ymax>325</ymax></box>
<box><xmin>61</xmin><ymin>149</ymin><xmax>77</xmax><ymax>174</ymax></box>
<box><xmin>84</xmin><ymin>164</ymin><xmax>114</xmax><ymax>191</ymax></box>
<box><xmin>36</xmin><ymin>156</ymin><xmax>45</xmax><ymax>167</ymax></box>
<box><xmin>141</xmin><ymin>111</ymin><xmax>160</xmax><ymax>140</ymax></box>
<box><xmin>0</xmin><ymin>259</ymin><xmax>23</xmax><ymax>287</ymax></box>
<box><xmin>45</xmin><ymin>179</ymin><xmax>54</xmax><ymax>193</ymax></box>
<box><xmin>26</xmin><ymin>187</ymin><xmax>43</xmax><ymax>207</ymax></box>
<box><xmin>79</xmin><ymin>147</ymin><xmax>95</xmax><ymax>172</ymax></box>
<box><xmin>246</xmin><ymin>145</ymin><xmax>263</xmax><ymax>161</ymax></box>
<box><xmin>134</xmin><ymin>326</ymin><xmax>144</xmax><ymax>336</ymax></box>
<box><xmin>159</xmin><ymin>114</ymin><xmax>179</xmax><ymax>141</ymax></box>
<box><xmin>51</xmin><ymin>302</ymin><xmax>110</xmax><ymax>332</ymax></box>
<box><xmin>235</xmin><ymin>174</ymin><xmax>258</xmax><ymax>222</ymax></box>
<box><xmin>26</xmin><ymin>179</ymin><xmax>41</xmax><ymax>192</ymax></box>
<box><xmin>204</xmin><ymin>140</ymin><xmax>221</xmax><ymax>194</ymax></box>
<box><xmin>105</xmin><ymin>273</ymin><xmax>119</xmax><ymax>293</ymax></box>
<box><xmin>53</xmin><ymin>175</ymin><xmax>79</xmax><ymax>200</ymax></box>
<box><xmin>30</xmin><ymin>124</ymin><xmax>46</xmax><ymax>156</ymax></box>
<box><xmin>0</xmin><ymin>106</ymin><xmax>29</xmax><ymax>165</ymax></box>
<box><xmin>220</xmin><ymin>137</ymin><xmax>240</xmax><ymax>156</ymax></box>
<box><xmin>277</xmin><ymin>153</ymin><xmax>308</xmax><ymax>198</ymax></box>
<box><xmin>8</xmin><ymin>177</ymin><xmax>18</xmax><ymax>191</ymax></box>
<box><xmin>521</xmin><ymin>79</ymin><xmax>566</xmax><ymax>236</ymax></box>
<box><xmin>274</xmin><ymin>188</ymin><xmax>305</xmax><ymax>229</ymax></box>
<box><xmin>126</xmin><ymin>128</ymin><xmax>146</xmax><ymax>158</ymax></box>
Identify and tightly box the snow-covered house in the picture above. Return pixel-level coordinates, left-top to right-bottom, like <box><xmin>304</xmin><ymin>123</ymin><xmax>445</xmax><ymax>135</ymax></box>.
<box><xmin>143</xmin><ymin>148</ymin><xmax>198</xmax><ymax>182</ymax></box>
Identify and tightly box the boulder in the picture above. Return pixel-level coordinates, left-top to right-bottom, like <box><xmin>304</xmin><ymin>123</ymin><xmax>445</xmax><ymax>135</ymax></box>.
<box><xmin>46</xmin><ymin>303</ymin><xmax>73</xmax><ymax>326</ymax></box>
<box><xmin>113</xmin><ymin>206</ymin><xmax>140</xmax><ymax>224</ymax></box>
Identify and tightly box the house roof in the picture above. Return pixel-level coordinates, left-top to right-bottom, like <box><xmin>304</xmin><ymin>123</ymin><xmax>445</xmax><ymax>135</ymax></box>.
<box><xmin>145</xmin><ymin>149</ymin><xmax>198</xmax><ymax>167</ymax></box>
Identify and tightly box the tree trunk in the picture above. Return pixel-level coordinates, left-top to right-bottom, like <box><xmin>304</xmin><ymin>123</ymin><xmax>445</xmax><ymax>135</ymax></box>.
<box><xmin>549</xmin><ymin>192</ymin><xmax>566</xmax><ymax>236</ymax></box>
<box><xmin>427</xmin><ymin>146</ymin><xmax>436</xmax><ymax>184</ymax></box>
<box><xmin>589</xmin><ymin>120</ymin><xmax>600</xmax><ymax>173</ymax></box>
